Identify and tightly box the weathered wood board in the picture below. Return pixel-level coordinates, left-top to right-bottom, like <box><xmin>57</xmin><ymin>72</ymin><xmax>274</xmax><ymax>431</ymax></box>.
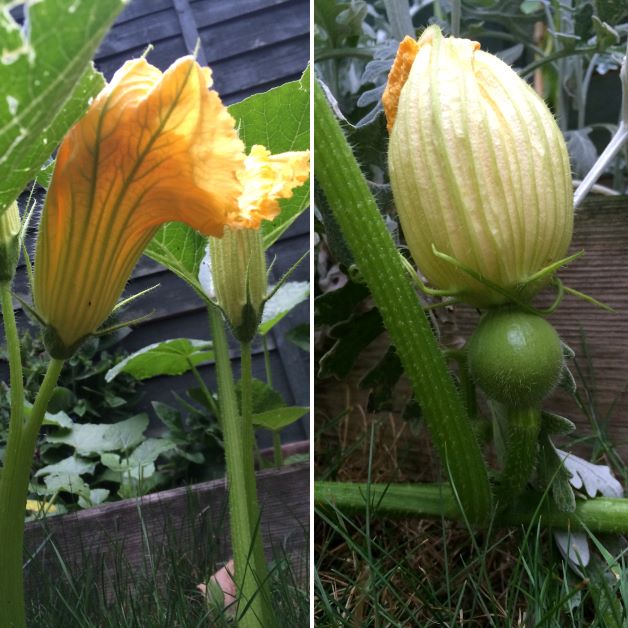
<box><xmin>24</xmin><ymin>464</ymin><xmax>309</xmax><ymax>598</ymax></box>
<box><xmin>315</xmin><ymin>196</ymin><xmax>628</xmax><ymax>474</ymax></box>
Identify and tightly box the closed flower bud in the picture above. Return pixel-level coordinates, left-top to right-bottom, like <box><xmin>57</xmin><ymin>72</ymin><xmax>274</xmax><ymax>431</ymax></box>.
<box><xmin>209</xmin><ymin>145</ymin><xmax>310</xmax><ymax>342</ymax></box>
<box><xmin>210</xmin><ymin>227</ymin><xmax>267</xmax><ymax>343</ymax></box>
<box><xmin>383</xmin><ymin>26</ymin><xmax>573</xmax><ymax>308</ymax></box>
<box><xmin>0</xmin><ymin>201</ymin><xmax>20</xmax><ymax>283</ymax></box>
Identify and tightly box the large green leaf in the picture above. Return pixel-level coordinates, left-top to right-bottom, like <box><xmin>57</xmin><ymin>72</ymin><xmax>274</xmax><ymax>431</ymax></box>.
<box><xmin>252</xmin><ymin>406</ymin><xmax>309</xmax><ymax>432</ymax></box>
<box><xmin>105</xmin><ymin>338</ymin><xmax>214</xmax><ymax>382</ymax></box>
<box><xmin>46</xmin><ymin>414</ymin><xmax>149</xmax><ymax>456</ymax></box>
<box><xmin>143</xmin><ymin>223</ymin><xmax>210</xmax><ymax>303</ymax></box>
<box><xmin>35</xmin><ymin>455</ymin><xmax>96</xmax><ymax>478</ymax></box>
<box><xmin>236</xmin><ymin>378</ymin><xmax>284</xmax><ymax>415</ymax></box>
<box><xmin>100</xmin><ymin>438</ymin><xmax>176</xmax><ymax>480</ymax></box>
<box><xmin>0</xmin><ymin>0</ymin><xmax>125</xmax><ymax>213</ymax></box>
<box><xmin>230</xmin><ymin>67</ymin><xmax>310</xmax><ymax>248</ymax></box>
<box><xmin>259</xmin><ymin>281</ymin><xmax>310</xmax><ymax>335</ymax></box>
<box><xmin>144</xmin><ymin>68</ymin><xmax>310</xmax><ymax>286</ymax></box>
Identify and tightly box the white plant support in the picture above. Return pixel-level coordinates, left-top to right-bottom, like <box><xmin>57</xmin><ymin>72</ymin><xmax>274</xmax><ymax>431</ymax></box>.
<box><xmin>573</xmin><ymin>40</ymin><xmax>628</xmax><ymax>209</ymax></box>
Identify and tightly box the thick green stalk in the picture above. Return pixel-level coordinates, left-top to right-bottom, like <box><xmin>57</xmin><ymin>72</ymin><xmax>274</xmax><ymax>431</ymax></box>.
<box><xmin>239</xmin><ymin>341</ymin><xmax>274</xmax><ymax>617</ymax></box>
<box><xmin>314</xmin><ymin>80</ymin><xmax>492</xmax><ymax>523</ymax></box>
<box><xmin>209</xmin><ymin>307</ymin><xmax>273</xmax><ymax>628</ymax></box>
<box><xmin>316</xmin><ymin>481</ymin><xmax>628</xmax><ymax>534</ymax></box>
<box><xmin>0</xmin><ymin>283</ymin><xmax>26</xmax><ymax>628</ymax></box>
<box><xmin>0</xmin><ymin>304</ymin><xmax>63</xmax><ymax>628</ymax></box>
<box><xmin>496</xmin><ymin>407</ymin><xmax>541</xmax><ymax>508</ymax></box>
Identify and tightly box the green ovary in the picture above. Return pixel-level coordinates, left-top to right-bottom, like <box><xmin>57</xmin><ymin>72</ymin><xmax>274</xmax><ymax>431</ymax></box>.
<box><xmin>467</xmin><ymin>306</ymin><xmax>563</xmax><ymax>407</ymax></box>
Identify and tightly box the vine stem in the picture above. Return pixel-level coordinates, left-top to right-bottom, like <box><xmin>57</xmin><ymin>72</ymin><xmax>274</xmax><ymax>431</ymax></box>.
<box><xmin>208</xmin><ymin>307</ymin><xmax>273</xmax><ymax>627</ymax></box>
<box><xmin>239</xmin><ymin>340</ymin><xmax>274</xmax><ymax>619</ymax></box>
<box><xmin>0</xmin><ymin>283</ymin><xmax>64</xmax><ymax>628</ymax></box>
<box><xmin>314</xmin><ymin>79</ymin><xmax>492</xmax><ymax>523</ymax></box>
<box><xmin>496</xmin><ymin>407</ymin><xmax>541</xmax><ymax>508</ymax></box>
<box><xmin>315</xmin><ymin>481</ymin><xmax>628</xmax><ymax>534</ymax></box>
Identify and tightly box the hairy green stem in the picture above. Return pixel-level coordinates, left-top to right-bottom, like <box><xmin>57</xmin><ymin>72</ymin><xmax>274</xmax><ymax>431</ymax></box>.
<box><xmin>316</xmin><ymin>481</ymin><xmax>628</xmax><ymax>534</ymax></box>
<box><xmin>209</xmin><ymin>307</ymin><xmax>273</xmax><ymax>627</ymax></box>
<box><xmin>0</xmin><ymin>283</ymin><xmax>26</xmax><ymax>628</ymax></box>
<box><xmin>496</xmin><ymin>407</ymin><xmax>541</xmax><ymax>508</ymax></box>
<box><xmin>0</xmin><ymin>329</ymin><xmax>63</xmax><ymax>628</ymax></box>
<box><xmin>239</xmin><ymin>341</ymin><xmax>274</xmax><ymax>617</ymax></box>
<box><xmin>314</xmin><ymin>80</ymin><xmax>492</xmax><ymax>523</ymax></box>
<box><xmin>518</xmin><ymin>46</ymin><xmax>596</xmax><ymax>79</ymax></box>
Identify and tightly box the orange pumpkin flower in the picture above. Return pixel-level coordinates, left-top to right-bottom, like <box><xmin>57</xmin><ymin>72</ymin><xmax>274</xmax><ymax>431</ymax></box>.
<box><xmin>33</xmin><ymin>56</ymin><xmax>309</xmax><ymax>358</ymax></box>
<box><xmin>234</xmin><ymin>145</ymin><xmax>311</xmax><ymax>228</ymax></box>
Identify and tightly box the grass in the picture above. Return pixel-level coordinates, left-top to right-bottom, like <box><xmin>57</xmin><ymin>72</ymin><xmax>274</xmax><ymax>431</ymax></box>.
<box><xmin>314</xmin><ymin>343</ymin><xmax>628</xmax><ymax>626</ymax></box>
<box><xmin>24</xmin><ymin>491</ymin><xmax>309</xmax><ymax>627</ymax></box>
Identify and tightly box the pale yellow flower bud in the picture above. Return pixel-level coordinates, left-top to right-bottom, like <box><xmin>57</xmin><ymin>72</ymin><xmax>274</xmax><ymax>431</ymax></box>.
<box><xmin>209</xmin><ymin>227</ymin><xmax>267</xmax><ymax>342</ymax></box>
<box><xmin>0</xmin><ymin>201</ymin><xmax>20</xmax><ymax>283</ymax></box>
<box><xmin>384</xmin><ymin>26</ymin><xmax>573</xmax><ymax>307</ymax></box>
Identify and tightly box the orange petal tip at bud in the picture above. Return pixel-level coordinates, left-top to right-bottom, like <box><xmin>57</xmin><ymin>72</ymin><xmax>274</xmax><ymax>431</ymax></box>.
<box><xmin>386</xmin><ymin>26</ymin><xmax>573</xmax><ymax>308</ymax></box>
<box><xmin>382</xmin><ymin>35</ymin><xmax>419</xmax><ymax>133</ymax></box>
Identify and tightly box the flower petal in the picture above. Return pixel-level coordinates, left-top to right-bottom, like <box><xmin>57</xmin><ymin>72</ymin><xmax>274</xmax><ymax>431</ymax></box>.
<box><xmin>233</xmin><ymin>145</ymin><xmax>310</xmax><ymax>229</ymax></box>
<box><xmin>35</xmin><ymin>56</ymin><xmax>245</xmax><ymax>352</ymax></box>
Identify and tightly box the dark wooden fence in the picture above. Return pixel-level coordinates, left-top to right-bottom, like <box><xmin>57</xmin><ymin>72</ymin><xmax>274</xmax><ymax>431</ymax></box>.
<box><xmin>4</xmin><ymin>0</ymin><xmax>310</xmax><ymax>446</ymax></box>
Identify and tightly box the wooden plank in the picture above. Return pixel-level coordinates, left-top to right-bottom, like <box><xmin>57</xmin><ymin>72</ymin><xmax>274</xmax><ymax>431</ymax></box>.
<box><xmin>96</xmin><ymin>7</ymin><xmax>182</xmax><ymax>58</ymax></box>
<box><xmin>315</xmin><ymin>196</ymin><xmax>628</xmax><ymax>468</ymax></box>
<box><xmin>24</xmin><ymin>464</ymin><xmax>309</xmax><ymax>596</ymax></box>
<box><xmin>113</xmin><ymin>0</ymin><xmax>174</xmax><ymax>26</ymax></box>
<box><xmin>95</xmin><ymin>37</ymin><xmax>190</xmax><ymax>80</ymax></box>
<box><xmin>208</xmin><ymin>38</ymin><xmax>309</xmax><ymax>99</ymax></box>
<box><xmin>172</xmin><ymin>0</ymin><xmax>208</xmax><ymax>65</ymax></box>
<box><xmin>197</xmin><ymin>0</ymin><xmax>309</xmax><ymax>61</ymax></box>
<box><xmin>190</xmin><ymin>0</ymin><xmax>293</xmax><ymax>25</ymax></box>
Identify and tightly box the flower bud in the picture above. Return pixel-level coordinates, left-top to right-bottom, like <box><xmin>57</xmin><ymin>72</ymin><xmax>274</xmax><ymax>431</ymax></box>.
<box><xmin>0</xmin><ymin>201</ymin><xmax>21</xmax><ymax>283</ymax></box>
<box><xmin>209</xmin><ymin>227</ymin><xmax>267</xmax><ymax>342</ymax></box>
<box><xmin>384</xmin><ymin>26</ymin><xmax>573</xmax><ymax>308</ymax></box>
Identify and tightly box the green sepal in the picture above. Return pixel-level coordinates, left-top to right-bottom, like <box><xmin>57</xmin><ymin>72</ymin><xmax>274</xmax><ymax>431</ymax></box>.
<box><xmin>541</xmin><ymin>411</ymin><xmax>576</xmax><ymax>435</ymax></box>
<box><xmin>231</xmin><ymin>302</ymin><xmax>262</xmax><ymax>343</ymax></box>
<box><xmin>43</xmin><ymin>325</ymin><xmax>87</xmax><ymax>360</ymax></box>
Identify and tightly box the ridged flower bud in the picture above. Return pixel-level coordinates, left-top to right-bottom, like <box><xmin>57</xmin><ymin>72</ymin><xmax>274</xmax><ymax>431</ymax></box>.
<box><xmin>383</xmin><ymin>26</ymin><xmax>573</xmax><ymax>308</ymax></box>
<box><xmin>210</xmin><ymin>227</ymin><xmax>267</xmax><ymax>343</ymax></box>
<box><xmin>209</xmin><ymin>145</ymin><xmax>310</xmax><ymax>342</ymax></box>
<box><xmin>0</xmin><ymin>201</ymin><xmax>20</xmax><ymax>283</ymax></box>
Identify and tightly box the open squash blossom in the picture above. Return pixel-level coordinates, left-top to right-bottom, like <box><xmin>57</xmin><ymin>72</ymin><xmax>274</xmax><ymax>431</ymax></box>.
<box><xmin>384</xmin><ymin>26</ymin><xmax>573</xmax><ymax>308</ymax></box>
<box><xmin>210</xmin><ymin>147</ymin><xmax>310</xmax><ymax>341</ymax></box>
<box><xmin>33</xmin><ymin>56</ymin><xmax>308</xmax><ymax>357</ymax></box>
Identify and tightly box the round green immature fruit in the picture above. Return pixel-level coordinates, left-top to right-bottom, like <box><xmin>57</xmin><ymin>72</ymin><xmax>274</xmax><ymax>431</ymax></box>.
<box><xmin>467</xmin><ymin>307</ymin><xmax>563</xmax><ymax>407</ymax></box>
